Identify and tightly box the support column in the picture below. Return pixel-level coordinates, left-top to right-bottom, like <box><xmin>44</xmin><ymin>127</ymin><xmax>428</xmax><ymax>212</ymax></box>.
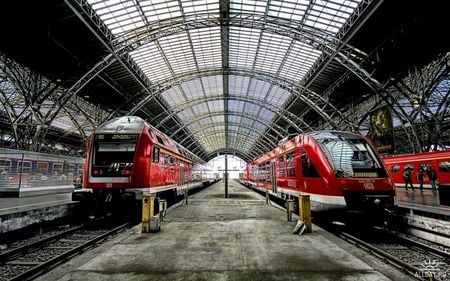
<box><xmin>224</xmin><ymin>154</ymin><xmax>228</xmax><ymax>198</ymax></box>
<box><xmin>298</xmin><ymin>194</ymin><xmax>312</xmax><ymax>233</ymax></box>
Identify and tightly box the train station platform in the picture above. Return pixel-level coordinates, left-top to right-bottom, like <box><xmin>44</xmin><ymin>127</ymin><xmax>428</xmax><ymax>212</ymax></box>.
<box><xmin>37</xmin><ymin>180</ymin><xmax>410</xmax><ymax>281</ymax></box>
<box><xmin>395</xmin><ymin>187</ymin><xmax>450</xmax><ymax>217</ymax></box>
<box><xmin>0</xmin><ymin>192</ymin><xmax>77</xmax><ymax>234</ymax></box>
<box><xmin>394</xmin><ymin>188</ymin><xmax>450</xmax><ymax>242</ymax></box>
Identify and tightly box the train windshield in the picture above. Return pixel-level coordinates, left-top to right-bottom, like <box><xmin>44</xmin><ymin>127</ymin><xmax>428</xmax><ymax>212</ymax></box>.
<box><xmin>94</xmin><ymin>143</ymin><xmax>136</xmax><ymax>165</ymax></box>
<box><xmin>312</xmin><ymin>132</ymin><xmax>386</xmax><ymax>178</ymax></box>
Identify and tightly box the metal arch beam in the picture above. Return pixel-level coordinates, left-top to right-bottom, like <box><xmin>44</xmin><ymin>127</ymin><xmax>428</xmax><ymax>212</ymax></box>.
<box><xmin>169</xmin><ymin>112</ymin><xmax>279</xmax><ymax>153</ymax></box>
<box><xmin>168</xmin><ymin>110</ymin><xmax>285</xmax><ymax>140</ymax></box>
<box><xmin>184</xmin><ymin>129</ymin><xmax>268</xmax><ymax>157</ymax></box>
<box><xmin>203</xmin><ymin>148</ymin><xmax>253</xmax><ymax>164</ymax></box>
<box><xmin>66</xmin><ymin>3</ymin><xmax>359</xmax><ymax>130</ymax></box>
<box><xmin>69</xmin><ymin>2</ymin><xmax>362</xmax><ymax>129</ymax></box>
<box><xmin>185</xmin><ymin>129</ymin><xmax>272</xmax><ymax>156</ymax></box>
<box><xmin>184</xmin><ymin>127</ymin><xmax>273</xmax><ymax>158</ymax></box>
<box><xmin>129</xmin><ymin>68</ymin><xmax>345</xmax><ymax>130</ymax></box>
<box><xmin>129</xmin><ymin>68</ymin><xmax>349</xmax><ymax>131</ymax></box>
<box><xmin>179</xmin><ymin>121</ymin><xmax>279</xmax><ymax>148</ymax></box>
<box><xmin>152</xmin><ymin>93</ymin><xmax>309</xmax><ymax>133</ymax></box>
<box><xmin>69</xmin><ymin>0</ymin><xmax>375</xmax><ymax>140</ymax></box>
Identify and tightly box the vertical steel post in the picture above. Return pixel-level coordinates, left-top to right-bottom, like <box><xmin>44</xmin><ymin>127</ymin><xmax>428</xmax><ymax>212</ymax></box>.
<box><xmin>142</xmin><ymin>194</ymin><xmax>155</xmax><ymax>233</ymax></box>
<box><xmin>299</xmin><ymin>194</ymin><xmax>312</xmax><ymax>233</ymax></box>
<box><xmin>225</xmin><ymin>154</ymin><xmax>228</xmax><ymax>198</ymax></box>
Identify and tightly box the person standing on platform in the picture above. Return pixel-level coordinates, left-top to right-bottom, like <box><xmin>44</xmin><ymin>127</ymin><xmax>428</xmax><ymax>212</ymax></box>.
<box><xmin>427</xmin><ymin>167</ymin><xmax>438</xmax><ymax>192</ymax></box>
<box><xmin>403</xmin><ymin>167</ymin><xmax>414</xmax><ymax>191</ymax></box>
<box><xmin>417</xmin><ymin>167</ymin><xmax>424</xmax><ymax>192</ymax></box>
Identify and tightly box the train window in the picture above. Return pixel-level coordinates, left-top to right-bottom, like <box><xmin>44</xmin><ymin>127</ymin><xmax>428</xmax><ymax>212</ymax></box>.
<box><xmin>17</xmin><ymin>161</ymin><xmax>32</xmax><ymax>174</ymax></box>
<box><xmin>156</xmin><ymin>135</ymin><xmax>165</xmax><ymax>145</ymax></box>
<box><xmin>170</xmin><ymin>157</ymin><xmax>176</xmax><ymax>166</ymax></box>
<box><xmin>36</xmin><ymin>162</ymin><xmax>49</xmax><ymax>174</ymax></box>
<box><xmin>67</xmin><ymin>164</ymin><xmax>75</xmax><ymax>176</ymax></box>
<box><xmin>391</xmin><ymin>165</ymin><xmax>400</xmax><ymax>173</ymax></box>
<box><xmin>152</xmin><ymin>146</ymin><xmax>160</xmax><ymax>163</ymax></box>
<box><xmin>301</xmin><ymin>149</ymin><xmax>319</xmax><ymax>178</ymax></box>
<box><xmin>0</xmin><ymin>159</ymin><xmax>12</xmax><ymax>173</ymax></box>
<box><xmin>53</xmin><ymin>163</ymin><xmax>64</xmax><ymax>174</ymax></box>
<box><xmin>94</xmin><ymin>142</ymin><xmax>136</xmax><ymax>165</ymax></box>
<box><xmin>286</xmin><ymin>152</ymin><xmax>296</xmax><ymax>177</ymax></box>
<box><xmin>439</xmin><ymin>161</ymin><xmax>450</xmax><ymax>172</ymax></box>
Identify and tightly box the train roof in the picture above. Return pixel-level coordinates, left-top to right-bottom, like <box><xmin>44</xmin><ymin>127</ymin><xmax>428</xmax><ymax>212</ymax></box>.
<box><xmin>0</xmin><ymin>147</ymin><xmax>84</xmax><ymax>163</ymax></box>
<box><xmin>95</xmin><ymin>116</ymin><xmax>145</xmax><ymax>135</ymax></box>
<box><xmin>306</xmin><ymin>130</ymin><xmax>365</xmax><ymax>140</ymax></box>
<box><xmin>382</xmin><ymin>150</ymin><xmax>450</xmax><ymax>162</ymax></box>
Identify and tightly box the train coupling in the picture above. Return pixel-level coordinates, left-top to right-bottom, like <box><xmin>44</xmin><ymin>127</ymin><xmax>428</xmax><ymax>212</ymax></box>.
<box><xmin>72</xmin><ymin>189</ymin><xmax>93</xmax><ymax>202</ymax></box>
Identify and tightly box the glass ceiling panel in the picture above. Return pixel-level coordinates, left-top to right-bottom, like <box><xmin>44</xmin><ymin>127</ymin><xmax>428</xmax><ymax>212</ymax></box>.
<box><xmin>159</xmin><ymin>32</ymin><xmax>197</xmax><ymax>76</ymax></box>
<box><xmin>130</xmin><ymin>41</ymin><xmax>172</xmax><ymax>82</ymax></box>
<box><xmin>201</xmin><ymin>75</ymin><xmax>223</xmax><ymax>97</ymax></box>
<box><xmin>254</xmin><ymin>32</ymin><xmax>291</xmax><ymax>74</ymax></box>
<box><xmin>278</xmin><ymin>41</ymin><xmax>322</xmax><ymax>83</ymax></box>
<box><xmin>180</xmin><ymin>79</ymin><xmax>207</xmax><ymax>100</ymax></box>
<box><xmin>230</xmin><ymin>0</ymin><xmax>268</xmax><ymax>15</ymax></box>
<box><xmin>228</xmin><ymin>100</ymin><xmax>246</xmax><ymax>112</ymax></box>
<box><xmin>181</xmin><ymin>0</ymin><xmax>220</xmax><ymax>16</ymax></box>
<box><xmin>87</xmin><ymin>0</ymin><xmax>364</xmax><ymax>156</ymax></box>
<box><xmin>229</xmin><ymin>27</ymin><xmax>259</xmax><ymax>69</ymax></box>
<box><xmin>189</xmin><ymin>27</ymin><xmax>222</xmax><ymax>70</ymax></box>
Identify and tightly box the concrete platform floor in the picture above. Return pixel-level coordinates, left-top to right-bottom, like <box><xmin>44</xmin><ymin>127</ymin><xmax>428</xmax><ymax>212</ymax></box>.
<box><xmin>38</xmin><ymin>180</ymin><xmax>411</xmax><ymax>281</ymax></box>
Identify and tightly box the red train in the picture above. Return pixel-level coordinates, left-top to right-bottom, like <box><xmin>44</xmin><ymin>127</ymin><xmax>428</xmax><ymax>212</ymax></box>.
<box><xmin>72</xmin><ymin>116</ymin><xmax>215</xmax><ymax>213</ymax></box>
<box><xmin>382</xmin><ymin>150</ymin><xmax>450</xmax><ymax>190</ymax></box>
<box><xmin>240</xmin><ymin>131</ymin><xmax>396</xmax><ymax>214</ymax></box>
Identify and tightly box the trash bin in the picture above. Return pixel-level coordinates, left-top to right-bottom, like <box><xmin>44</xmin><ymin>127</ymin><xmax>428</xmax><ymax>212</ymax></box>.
<box><xmin>438</xmin><ymin>184</ymin><xmax>450</xmax><ymax>206</ymax></box>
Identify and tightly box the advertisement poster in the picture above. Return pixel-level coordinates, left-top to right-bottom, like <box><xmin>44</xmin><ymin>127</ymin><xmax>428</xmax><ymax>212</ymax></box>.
<box><xmin>367</xmin><ymin>106</ymin><xmax>394</xmax><ymax>154</ymax></box>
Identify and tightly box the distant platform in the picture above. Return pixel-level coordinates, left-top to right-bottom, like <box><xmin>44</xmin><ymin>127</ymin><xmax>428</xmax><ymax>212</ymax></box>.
<box><xmin>395</xmin><ymin>187</ymin><xmax>450</xmax><ymax>218</ymax></box>
<box><xmin>36</xmin><ymin>181</ymin><xmax>409</xmax><ymax>281</ymax></box>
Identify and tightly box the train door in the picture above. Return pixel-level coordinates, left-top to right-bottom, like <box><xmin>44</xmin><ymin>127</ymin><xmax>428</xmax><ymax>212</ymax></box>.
<box><xmin>271</xmin><ymin>160</ymin><xmax>277</xmax><ymax>193</ymax></box>
<box><xmin>177</xmin><ymin>161</ymin><xmax>186</xmax><ymax>195</ymax></box>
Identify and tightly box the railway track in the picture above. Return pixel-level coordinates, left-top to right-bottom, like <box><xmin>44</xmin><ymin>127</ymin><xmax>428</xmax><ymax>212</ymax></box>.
<box><xmin>339</xmin><ymin>228</ymin><xmax>450</xmax><ymax>281</ymax></box>
<box><xmin>0</xmin><ymin>220</ymin><xmax>131</xmax><ymax>281</ymax></box>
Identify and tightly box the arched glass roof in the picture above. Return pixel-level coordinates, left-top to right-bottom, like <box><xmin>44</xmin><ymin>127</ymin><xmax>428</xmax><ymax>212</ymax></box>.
<box><xmin>81</xmin><ymin>0</ymin><xmax>365</xmax><ymax>159</ymax></box>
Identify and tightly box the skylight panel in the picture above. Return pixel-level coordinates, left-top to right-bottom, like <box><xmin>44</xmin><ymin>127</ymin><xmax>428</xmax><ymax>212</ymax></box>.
<box><xmin>254</xmin><ymin>32</ymin><xmax>291</xmax><ymax>74</ymax></box>
<box><xmin>181</xmin><ymin>0</ymin><xmax>220</xmax><ymax>16</ymax></box>
<box><xmin>208</xmin><ymin>100</ymin><xmax>224</xmax><ymax>111</ymax></box>
<box><xmin>87</xmin><ymin>0</ymin><xmax>147</xmax><ymax>35</ymax></box>
<box><xmin>243</xmin><ymin>102</ymin><xmax>261</xmax><ymax>116</ymax></box>
<box><xmin>278</xmin><ymin>40</ymin><xmax>322</xmax><ymax>83</ymax></box>
<box><xmin>211</xmin><ymin>115</ymin><xmax>224</xmax><ymax>123</ymax></box>
<box><xmin>247</xmin><ymin>78</ymin><xmax>271</xmax><ymax>100</ymax></box>
<box><xmin>266</xmin><ymin>87</ymin><xmax>291</xmax><ymax>107</ymax></box>
<box><xmin>229</xmin><ymin>75</ymin><xmax>251</xmax><ymax>97</ymax></box>
<box><xmin>179</xmin><ymin>79</ymin><xmax>206</xmax><ymax>100</ymax></box>
<box><xmin>230</xmin><ymin>0</ymin><xmax>268</xmax><ymax>15</ymax></box>
<box><xmin>160</xmin><ymin>86</ymin><xmax>189</xmax><ymax>108</ymax></box>
<box><xmin>267</xmin><ymin>0</ymin><xmax>309</xmax><ymax>21</ymax></box>
<box><xmin>229</xmin><ymin>27</ymin><xmax>259</xmax><ymax>69</ymax></box>
<box><xmin>189</xmin><ymin>27</ymin><xmax>222</xmax><ymax>70</ymax></box>
<box><xmin>191</xmin><ymin>102</ymin><xmax>210</xmax><ymax>115</ymax></box>
<box><xmin>159</xmin><ymin>32</ymin><xmax>197</xmax><ymax>76</ymax></box>
<box><xmin>258</xmin><ymin>108</ymin><xmax>275</xmax><ymax>119</ymax></box>
<box><xmin>201</xmin><ymin>76</ymin><xmax>223</xmax><ymax>97</ymax></box>
<box><xmin>228</xmin><ymin>100</ymin><xmax>246</xmax><ymax>112</ymax></box>
<box><xmin>130</xmin><ymin>41</ymin><xmax>172</xmax><ymax>81</ymax></box>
